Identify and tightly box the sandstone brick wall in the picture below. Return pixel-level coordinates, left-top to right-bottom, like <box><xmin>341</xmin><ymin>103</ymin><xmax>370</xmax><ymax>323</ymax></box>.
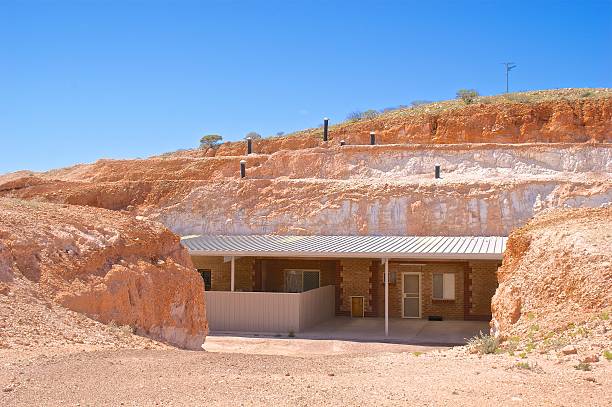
<box><xmin>469</xmin><ymin>261</ymin><xmax>500</xmax><ymax>318</ymax></box>
<box><xmin>339</xmin><ymin>259</ymin><xmax>374</xmax><ymax>314</ymax></box>
<box><xmin>371</xmin><ymin>261</ymin><xmax>499</xmax><ymax>320</ymax></box>
<box><xmin>191</xmin><ymin>256</ymin><xmax>253</xmax><ymax>292</ymax></box>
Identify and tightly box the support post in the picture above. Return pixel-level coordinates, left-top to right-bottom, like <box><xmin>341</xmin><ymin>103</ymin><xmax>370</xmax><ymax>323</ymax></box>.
<box><xmin>246</xmin><ymin>137</ymin><xmax>252</xmax><ymax>154</ymax></box>
<box><xmin>370</xmin><ymin>131</ymin><xmax>376</xmax><ymax>145</ymax></box>
<box><xmin>323</xmin><ymin>117</ymin><xmax>329</xmax><ymax>141</ymax></box>
<box><xmin>230</xmin><ymin>256</ymin><xmax>235</xmax><ymax>292</ymax></box>
<box><xmin>384</xmin><ymin>258</ymin><xmax>389</xmax><ymax>337</ymax></box>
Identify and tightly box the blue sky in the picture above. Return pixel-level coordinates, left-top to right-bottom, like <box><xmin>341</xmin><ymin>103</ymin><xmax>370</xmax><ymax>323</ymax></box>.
<box><xmin>1</xmin><ymin>0</ymin><xmax>611</xmax><ymax>174</ymax></box>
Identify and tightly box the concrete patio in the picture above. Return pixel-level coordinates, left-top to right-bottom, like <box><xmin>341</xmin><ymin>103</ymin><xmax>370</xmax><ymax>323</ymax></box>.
<box><xmin>208</xmin><ymin>317</ymin><xmax>490</xmax><ymax>346</ymax></box>
<box><xmin>297</xmin><ymin>317</ymin><xmax>490</xmax><ymax>345</ymax></box>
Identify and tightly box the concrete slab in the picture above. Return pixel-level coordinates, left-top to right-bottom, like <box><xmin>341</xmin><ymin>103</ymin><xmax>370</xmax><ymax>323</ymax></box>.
<box><xmin>297</xmin><ymin>317</ymin><xmax>489</xmax><ymax>345</ymax></box>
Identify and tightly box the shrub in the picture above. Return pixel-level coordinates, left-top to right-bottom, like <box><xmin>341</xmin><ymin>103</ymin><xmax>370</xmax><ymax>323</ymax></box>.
<box><xmin>200</xmin><ymin>134</ymin><xmax>223</xmax><ymax>149</ymax></box>
<box><xmin>288</xmin><ymin>330</ymin><xmax>295</xmax><ymax>338</ymax></box>
<box><xmin>346</xmin><ymin>111</ymin><xmax>363</xmax><ymax>122</ymax></box>
<box><xmin>245</xmin><ymin>132</ymin><xmax>262</xmax><ymax>140</ymax></box>
<box><xmin>276</xmin><ymin>131</ymin><xmax>285</xmax><ymax>136</ymax></box>
<box><xmin>466</xmin><ymin>331</ymin><xmax>499</xmax><ymax>354</ymax></box>
<box><xmin>603</xmin><ymin>350</ymin><xmax>612</xmax><ymax>361</ymax></box>
<box><xmin>362</xmin><ymin>109</ymin><xmax>380</xmax><ymax>120</ymax></box>
<box><xmin>574</xmin><ymin>362</ymin><xmax>591</xmax><ymax>371</ymax></box>
<box><xmin>411</xmin><ymin>100</ymin><xmax>432</xmax><ymax>107</ymax></box>
<box><xmin>456</xmin><ymin>89</ymin><xmax>479</xmax><ymax>104</ymax></box>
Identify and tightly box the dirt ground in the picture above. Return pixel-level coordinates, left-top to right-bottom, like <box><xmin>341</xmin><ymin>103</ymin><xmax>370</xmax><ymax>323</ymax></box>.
<box><xmin>1</xmin><ymin>336</ymin><xmax>610</xmax><ymax>407</ymax></box>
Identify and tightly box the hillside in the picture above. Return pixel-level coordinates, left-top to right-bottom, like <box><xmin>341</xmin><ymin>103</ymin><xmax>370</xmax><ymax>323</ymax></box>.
<box><xmin>492</xmin><ymin>206</ymin><xmax>612</xmax><ymax>359</ymax></box>
<box><xmin>0</xmin><ymin>89</ymin><xmax>610</xmax><ymax>238</ymax></box>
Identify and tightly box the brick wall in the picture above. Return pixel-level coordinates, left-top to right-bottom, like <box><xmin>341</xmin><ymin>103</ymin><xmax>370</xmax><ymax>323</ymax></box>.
<box><xmin>339</xmin><ymin>259</ymin><xmax>374</xmax><ymax>314</ymax></box>
<box><xmin>468</xmin><ymin>261</ymin><xmax>500</xmax><ymax>319</ymax></box>
<box><xmin>191</xmin><ymin>255</ymin><xmax>253</xmax><ymax>291</ymax></box>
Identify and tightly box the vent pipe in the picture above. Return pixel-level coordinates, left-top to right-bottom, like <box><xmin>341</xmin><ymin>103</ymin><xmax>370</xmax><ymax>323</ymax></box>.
<box><xmin>323</xmin><ymin>117</ymin><xmax>329</xmax><ymax>141</ymax></box>
<box><xmin>246</xmin><ymin>137</ymin><xmax>252</xmax><ymax>155</ymax></box>
<box><xmin>240</xmin><ymin>160</ymin><xmax>246</xmax><ymax>178</ymax></box>
<box><xmin>370</xmin><ymin>131</ymin><xmax>376</xmax><ymax>145</ymax></box>
<box><xmin>340</xmin><ymin>140</ymin><xmax>346</xmax><ymax>146</ymax></box>
<box><xmin>435</xmin><ymin>164</ymin><xmax>441</xmax><ymax>179</ymax></box>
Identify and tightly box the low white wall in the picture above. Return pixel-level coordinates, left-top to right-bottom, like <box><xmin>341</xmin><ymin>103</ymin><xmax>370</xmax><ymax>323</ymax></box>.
<box><xmin>205</xmin><ymin>285</ymin><xmax>335</xmax><ymax>333</ymax></box>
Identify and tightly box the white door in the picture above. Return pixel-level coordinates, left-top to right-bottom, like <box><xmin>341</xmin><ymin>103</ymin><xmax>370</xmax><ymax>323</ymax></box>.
<box><xmin>402</xmin><ymin>272</ymin><xmax>421</xmax><ymax>318</ymax></box>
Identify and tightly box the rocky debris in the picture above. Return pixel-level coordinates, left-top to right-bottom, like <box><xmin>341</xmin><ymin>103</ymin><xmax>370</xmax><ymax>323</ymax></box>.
<box><xmin>0</xmin><ymin>198</ymin><xmax>207</xmax><ymax>350</ymax></box>
<box><xmin>491</xmin><ymin>206</ymin><xmax>612</xmax><ymax>358</ymax></box>
<box><xmin>561</xmin><ymin>345</ymin><xmax>578</xmax><ymax>355</ymax></box>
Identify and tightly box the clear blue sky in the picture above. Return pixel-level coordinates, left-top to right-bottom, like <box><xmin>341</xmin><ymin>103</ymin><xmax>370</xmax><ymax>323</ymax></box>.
<box><xmin>1</xmin><ymin>0</ymin><xmax>611</xmax><ymax>174</ymax></box>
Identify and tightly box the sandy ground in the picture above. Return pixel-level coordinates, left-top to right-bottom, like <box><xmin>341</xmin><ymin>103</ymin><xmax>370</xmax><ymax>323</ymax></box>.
<box><xmin>1</xmin><ymin>336</ymin><xmax>610</xmax><ymax>407</ymax></box>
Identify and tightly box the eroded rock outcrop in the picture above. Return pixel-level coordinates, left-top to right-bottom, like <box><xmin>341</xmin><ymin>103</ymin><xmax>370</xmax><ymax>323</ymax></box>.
<box><xmin>491</xmin><ymin>207</ymin><xmax>612</xmax><ymax>347</ymax></box>
<box><xmin>0</xmin><ymin>198</ymin><xmax>207</xmax><ymax>349</ymax></box>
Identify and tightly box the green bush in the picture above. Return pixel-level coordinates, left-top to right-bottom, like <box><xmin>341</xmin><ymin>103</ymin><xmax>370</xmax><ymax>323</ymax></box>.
<box><xmin>362</xmin><ymin>109</ymin><xmax>380</xmax><ymax>120</ymax></box>
<box><xmin>245</xmin><ymin>132</ymin><xmax>262</xmax><ymax>140</ymax></box>
<box><xmin>467</xmin><ymin>331</ymin><xmax>499</xmax><ymax>354</ymax></box>
<box><xmin>200</xmin><ymin>134</ymin><xmax>223</xmax><ymax>149</ymax></box>
<box><xmin>456</xmin><ymin>89</ymin><xmax>479</xmax><ymax>104</ymax></box>
<box><xmin>346</xmin><ymin>111</ymin><xmax>363</xmax><ymax>122</ymax></box>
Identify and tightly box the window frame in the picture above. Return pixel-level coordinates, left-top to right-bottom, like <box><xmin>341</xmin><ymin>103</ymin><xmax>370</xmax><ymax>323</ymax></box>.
<box><xmin>432</xmin><ymin>272</ymin><xmax>456</xmax><ymax>300</ymax></box>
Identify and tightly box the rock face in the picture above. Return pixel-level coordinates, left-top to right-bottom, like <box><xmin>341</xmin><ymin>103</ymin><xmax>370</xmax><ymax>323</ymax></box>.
<box><xmin>491</xmin><ymin>207</ymin><xmax>612</xmax><ymax>341</ymax></box>
<box><xmin>0</xmin><ymin>198</ymin><xmax>207</xmax><ymax>349</ymax></box>
<box><xmin>2</xmin><ymin>143</ymin><xmax>610</xmax><ymax>237</ymax></box>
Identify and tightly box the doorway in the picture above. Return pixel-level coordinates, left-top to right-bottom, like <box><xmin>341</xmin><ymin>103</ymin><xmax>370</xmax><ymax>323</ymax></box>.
<box><xmin>351</xmin><ymin>296</ymin><xmax>364</xmax><ymax>317</ymax></box>
<box><xmin>402</xmin><ymin>272</ymin><xmax>421</xmax><ymax>318</ymax></box>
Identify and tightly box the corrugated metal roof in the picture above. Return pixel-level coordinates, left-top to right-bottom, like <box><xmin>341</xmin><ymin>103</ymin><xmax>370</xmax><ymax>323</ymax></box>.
<box><xmin>181</xmin><ymin>235</ymin><xmax>507</xmax><ymax>260</ymax></box>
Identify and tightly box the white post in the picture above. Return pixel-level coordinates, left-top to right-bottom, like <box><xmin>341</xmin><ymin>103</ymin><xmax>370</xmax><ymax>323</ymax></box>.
<box><xmin>230</xmin><ymin>256</ymin><xmax>235</xmax><ymax>292</ymax></box>
<box><xmin>384</xmin><ymin>258</ymin><xmax>389</xmax><ymax>337</ymax></box>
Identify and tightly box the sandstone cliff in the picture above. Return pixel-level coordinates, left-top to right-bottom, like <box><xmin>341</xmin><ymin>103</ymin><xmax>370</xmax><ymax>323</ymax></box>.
<box><xmin>0</xmin><ymin>198</ymin><xmax>207</xmax><ymax>350</ymax></box>
<box><xmin>491</xmin><ymin>206</ymin><xmax>612</xmax><ymax>353</ymax></box>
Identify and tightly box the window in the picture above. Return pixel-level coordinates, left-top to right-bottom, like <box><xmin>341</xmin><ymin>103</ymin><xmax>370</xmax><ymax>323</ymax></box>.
<box><xmin>197</xmin><ymin>269</ymin><xmax>212</xmax><ymax>291</ymax></box>
<box><xmin>432</xmin><ymin>273</ymin><xmax>455</xmax><ymax>300</ymax></box>
<box><xmin>284</xmin><ymin>269</ymin><xmax>320</xmax><ymax>292</ymax></box>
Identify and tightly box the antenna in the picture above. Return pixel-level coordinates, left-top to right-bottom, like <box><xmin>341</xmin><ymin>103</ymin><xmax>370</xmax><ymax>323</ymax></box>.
<box><xmin>501</xmin><ymin>62</ymin><xmax>517</xmax><ymax>93</ymax></box>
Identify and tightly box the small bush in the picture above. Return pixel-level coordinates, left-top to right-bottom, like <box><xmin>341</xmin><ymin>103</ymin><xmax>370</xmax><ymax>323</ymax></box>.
<box><xmin>288</xmin><ymin>330</ymin><xmax>295</xmax><ymax>338</ymax></box>
<box><xmin>515</xmin><ymin>361</ymin><xmax>534</xmax><ymax>370</ymax></box>
<box><xmin>603</xmin><ymin>350</ymin><xmax>612</xmax><ymax>361</ymax></box>
<box><xmin>581</xmin><ymin>91</ymin><xmax>593</xmax><ymax>98</ymax></box>
<box><xmin>361</xmin><ymin>109</ymin><xmax>380</xmax><ymax>120</ymax></box>
<box><xmin>411</xmin><ymin>100</ymin><xmax>432</xmax><ymax>107</ymax></box>
<box><xmin>276</xmin><ymin>131</ymin><xmax>285</xmax><ymax>136</ymax></box>
<box><xmin>456</xmin><ymin>89</ymin><xmax>479</xmax><ymax>104</ymax></box>
<box><xmin>200</xmin><ymin>134</ymin><xmax>223</xmax><ymax>149</ymax></box>
<box><xmin>346</xmin><ymin>111</ymin><xmax>363</xmax><ymax>122</ymax></box>
<box><xmin>412</xmin><ymin>351</ymin><xmax>423</xmax><ymax>357</ymax></box>
<box><xmin>574</xmin><ymin>362</ymin><xmax>591</xmax><ymax>371</ymax></box>
<box><xmin>245</xmin><ymin>132</ymin><xmax>262</xmax><ymax>140</ymax></box>
<box><xmin>467</xmin><ymin>331</ymin><xmax>499</xmax><ymax>354</ymax></box>
<box><xmin>600</xmin><ymin>311</ymin><xmax>609</xmax><ymax>320</ymax></box>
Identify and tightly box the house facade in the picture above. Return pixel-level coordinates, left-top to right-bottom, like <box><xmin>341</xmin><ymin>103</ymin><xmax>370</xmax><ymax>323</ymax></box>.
<box><xmin>183</xmin><ymin>235</ymin><xmax>505</xmax><ymax>333</ymax></box>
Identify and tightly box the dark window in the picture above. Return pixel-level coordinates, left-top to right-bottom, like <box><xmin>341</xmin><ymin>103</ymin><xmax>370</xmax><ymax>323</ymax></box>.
<box><xmin>198</xmin><ymin>269</ymin><xmax>212</xmax><ymax>291</ymax></box>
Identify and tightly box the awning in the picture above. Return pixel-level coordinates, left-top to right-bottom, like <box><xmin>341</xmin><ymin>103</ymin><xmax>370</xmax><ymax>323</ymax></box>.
<box><xmin>181</xmin><ymin>234</ymin><xmax>507</xmax><ymax>261</ymax></box>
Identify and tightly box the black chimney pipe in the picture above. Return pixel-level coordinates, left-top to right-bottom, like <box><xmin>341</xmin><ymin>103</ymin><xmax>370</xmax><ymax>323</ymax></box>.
<box><xmin>323</xmin><ymin>117</ymin><xmax>329</xmax><ymax>141</ymax></box>
<box><xmin>240</xmin><ymin>160</ymin><xmax>246</xmax><ymax>178</ymax></box>
<box><xmin>246</xmin><ymin>137</ymin><xmax>252</xmax><ymax>155</ymax></box>
<box><xmin>435</xmin><ymin>164</ymin><xmax>441</xmax><ymax>179</ymax></box>
<box><xmin>370</xmin><ymin>131</ymin><xmax>376</xmax><ymax>145</ymax></box>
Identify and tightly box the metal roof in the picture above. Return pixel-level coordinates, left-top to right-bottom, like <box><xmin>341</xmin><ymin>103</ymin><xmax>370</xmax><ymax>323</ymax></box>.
<box><xmin>181</xmin><ymin>235</ymin><xmax>507</xmax><ymax>260</ymax></box>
